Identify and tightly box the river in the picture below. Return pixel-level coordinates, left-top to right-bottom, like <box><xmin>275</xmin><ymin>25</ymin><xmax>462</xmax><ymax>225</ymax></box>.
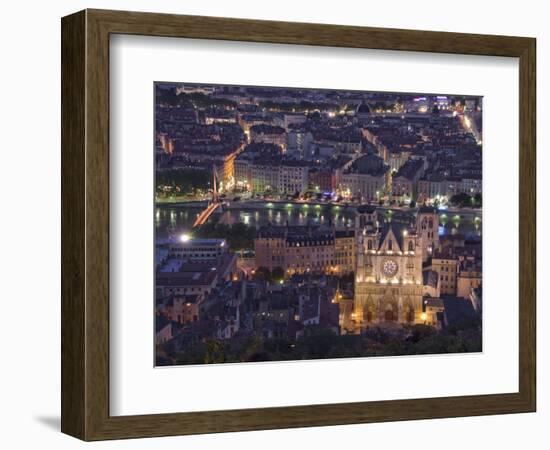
<box><xmin>155</xmin><ymin>202</ymin><xmax>482</xmax><ymax>241</ymax></box>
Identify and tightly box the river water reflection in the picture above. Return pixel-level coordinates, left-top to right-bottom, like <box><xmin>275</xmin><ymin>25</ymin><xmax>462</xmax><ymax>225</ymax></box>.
<box><xmin>155</xmin><ymin>203</ymin><xmax>482</xmax><ymax>241</ymax></box>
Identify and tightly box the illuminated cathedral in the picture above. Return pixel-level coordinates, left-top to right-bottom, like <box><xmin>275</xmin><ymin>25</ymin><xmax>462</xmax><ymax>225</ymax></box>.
<box><xmin>352</xmin><ymin>205</ymin><xmax>439</xmax><ymax>331</ymax></box>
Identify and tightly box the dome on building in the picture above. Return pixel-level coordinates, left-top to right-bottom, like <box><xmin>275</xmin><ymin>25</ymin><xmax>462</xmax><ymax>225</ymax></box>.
<box><xmin>356</xmin><ymin>101</ymin><xmax>371</xmax><ymax>116</ymax></box>
<box><xmin>307</xmin><ymin>110</ymin><xmax>321</xmax><ymax>121</ymax></box>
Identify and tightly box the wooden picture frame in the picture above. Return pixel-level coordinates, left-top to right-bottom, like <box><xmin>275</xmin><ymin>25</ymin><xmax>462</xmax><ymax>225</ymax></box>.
<box><xmin>61</xmin><ymin>8</ymin><xmax>536</xmax><ymax>441</ymax></box>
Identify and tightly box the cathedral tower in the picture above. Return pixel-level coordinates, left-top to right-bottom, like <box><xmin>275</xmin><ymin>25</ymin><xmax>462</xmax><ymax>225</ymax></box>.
<box><xmin>416</xmin><ymin>206</ymin><xmax>439</xmax><ymax>262</ymax></box>
<box><xmin>355</xmin><ymin>204</ymin><xmax>378</xmax><ymax>231</ymax></box>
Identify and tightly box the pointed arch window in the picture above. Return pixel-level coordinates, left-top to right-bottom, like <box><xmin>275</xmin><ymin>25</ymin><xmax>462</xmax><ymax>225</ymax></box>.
<box><xmin>388</xmin><ymin>240</ymin><xmax>393</xmax><ymax>251</ymax></box>
<box><xmin>408</xmin><ymin>241</ymin><xmax>414</xmax><ymax>252</ymax></box>
<box><xmin>367</xmin><ymin>240</ymin><xmax>372</xmax><ymax>250</ymax></box>
<box><xmin>384</xmin><ymin>306</ymin><xmax>395</xmax><ymax>322</ymax></box>
<box><xmin>364</xmin><ymin>307</ymin><xmax>374</xmax><ymax>323</ymax></box>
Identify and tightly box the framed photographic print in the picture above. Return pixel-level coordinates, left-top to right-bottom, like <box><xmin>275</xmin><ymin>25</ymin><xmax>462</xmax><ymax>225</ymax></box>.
<box><xmin>61</xmin><ymin>9</ymin><xmax>536</xmax><ymax>441</ymax></box>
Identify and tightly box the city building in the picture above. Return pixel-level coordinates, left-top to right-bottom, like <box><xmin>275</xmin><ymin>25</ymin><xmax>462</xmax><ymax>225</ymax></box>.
<box><xmin>277</xmin><ymin>112</ymin><xmax>307</xmax><ymax>131</ymax></box>
<box><xmin>233</xmin><ymin>143</ymin><xmax>309</xmax><ymax>194</ymax></box>
<box><xmin>249</xmin><ymin>160</ymin><xmax>281</xmax><ymax>193</ymax></box>
<box><xmin>238</xmin><ymin>113</ymin><xmax>273</xmax><ymax>134</ymax></box>
<box><xmin>339</xmin><ymin>153</ymin><xmax>390</xmax><ymax>201</ymax></box>
<box><xmin>308</xmin><ymin>167</ymin><xmax>336</xmax><ymax>193</ymax></box>
<box><xmin>249</xmin><ymin>124</ymin><xmax>287</xmax><ymax>149</ymax></box>
<box><xmin>391</xmin><ymin>158</ymin><xmax>425</xmax><ymax>202</ymax></box>
<box><xmin>156</xmin><ymin>268</ymin><xmax>220</xmax><ymax>297</ymax></box>
<box><xmin>287</xmin><ymin>128</ymin><xmax>313</xmax><ymax>158</ymax></box>
<box><xmin>424</xmin><ymin>298</ymin><xmax>445</xmax><ymax>328</ymax></box>
<box><xmin>431</xmin><ymin>251</ymin><xmax>458</xmax><ymax>295</ymax></box>
<box><xmin>278</xmin><ymin>160</ymin><xmax>309</xmax><ymax>195</ymax></box>
<box><xmin>157</xmin><ymin>294</ymin><xmax>203</xmax><ymax>326</ymax></box>
<box><xmin>417</xmin><ymin>174</ymin><xmax>481</xmax><ymax>204</ymax></box>
<box><xmin>168</xmin><ymin>124</ymin><xmax>246</xmax><ymax>185</ymax></box>
<box><xmin>204</xmin><ymin>108</ymin><xmax>237</xmax><ymax>125</ymax></box>
<box><xmin>155</xmin><ymin>315</ymin><xmax>184</xmax><ymax>345</ymax></box>
<box><xmin>168</xmin><ymin>238</ymin><xmax>228</xmax><ymax>263</ymax></box>
<box><xmin>457</xmin><ymin>258</ymin><xmax>482</xmax><ymax>299</ymax></box>
<box><xmin>429</xmin><ymin>234</ymin><xmax>482</xmax><ymax>297</ymax></box>
<box><xmin>156</xmin><ymin>239</ymin><xmax>238</xmax><ymax>297</ymax></box>
<box><xmin>422</xmin><ymin>269</ymin><xmax>441</xmax><ymax>298</ymax></box>
<box><xmin>313</xmin><ymin>128</ymin><xmax>362</xmax><ymax>155</ymax></box>
<box><xmin>233</xmin><ymin>142</ymin><xmax>282</xmax><ymax>191</ymax></box>
<box><xmin>334</xmin><ymin>229</ymin><xmax>356</xmax><ymax>274</ymax></box>
<box><xmin>254</xmin><ymin>225</ymin><xmax>355</xmax><ymax>275</ymax></box>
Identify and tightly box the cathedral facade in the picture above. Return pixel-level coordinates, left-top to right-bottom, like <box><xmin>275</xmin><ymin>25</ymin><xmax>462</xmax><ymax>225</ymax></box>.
<box><xmin>352</xmin><ymin>206</ymin><xmax>437</xmax><ymax>331</ymax></box>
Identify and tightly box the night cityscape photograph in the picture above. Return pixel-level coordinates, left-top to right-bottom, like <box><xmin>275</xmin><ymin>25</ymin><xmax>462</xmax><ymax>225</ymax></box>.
<box><xmin>154</xmin><ymin>82</ymin><xmax>483</xmax><ymax>366</ymax></box>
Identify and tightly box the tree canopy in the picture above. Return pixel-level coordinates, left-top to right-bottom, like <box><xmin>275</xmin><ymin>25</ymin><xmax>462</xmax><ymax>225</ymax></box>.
<box><xmin>193</xmin><ymin>222</ymin><xmax>257</xmax><ymax>251</ymax></box>
<box><xmin>156</xmin><ymin>168</ymin><xmax>210</xmax><ymax>194</ymax></box>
